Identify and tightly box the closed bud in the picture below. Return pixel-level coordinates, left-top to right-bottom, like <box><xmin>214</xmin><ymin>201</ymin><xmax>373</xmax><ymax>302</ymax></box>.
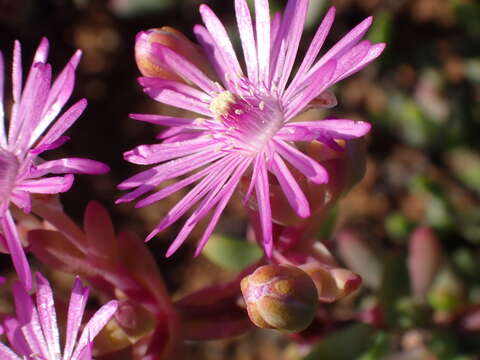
<box><xmin>300</xmin><ymin>262</ymin><xmax>362</xmax><ymax>303</ymax></box>
<box><xmin>240</xmin><ymin>264</ymin><xmax>318</xmax><ymax>332</ymax></box>
<box><xmin>135</xmin><ymin>27</ymin><xmax>213</xmax><ymax>80</ymax></box>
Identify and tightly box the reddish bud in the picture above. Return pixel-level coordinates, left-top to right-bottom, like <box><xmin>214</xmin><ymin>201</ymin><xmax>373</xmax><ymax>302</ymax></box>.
<box><xmin>241</xmin><ymin>265</ymin><xmax>318</xmax><ymax>332</ymax></box>
<box><xmin>300</xmin><ymin>262</ymin><xmax>362</xmax><ymax>303</ymax></box>
<box><xmin>135</xmin><ymin>27</ymin><xmax>213</xmax><ymax>81</ymax></box>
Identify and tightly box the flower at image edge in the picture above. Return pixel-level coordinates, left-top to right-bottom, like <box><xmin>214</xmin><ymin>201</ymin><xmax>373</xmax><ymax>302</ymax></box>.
<box><xmin>118</xmin><ymin>1</ymin><xmax>385</xmax><ymax>257</ymax></box>
<box><xmin>0</xmin><ymin>273</ymin><xmax>118</xmax><ymax>360</ymax></box>
<box><xmin>0</xmin><ymin>38</ymin><xmax>109</xmax><ymax>290</ymax></box>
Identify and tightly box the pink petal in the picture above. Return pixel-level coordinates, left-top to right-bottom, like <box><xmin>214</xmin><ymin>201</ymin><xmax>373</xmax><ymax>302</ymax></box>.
<box><xmin>30</xmin><ymin>136</ymin><xmax>70</xmax><ymax>155</ymax></box>
<box><xmin>135</xmin><ymin>155</ymin><xmax>231</xmax><ymax>208</ymax></box>
<box><xmin>35</xmin><ymin>273</ymin><xmax>61</xmax><ymax>358</ymax></box>
<box><xmin>284</xmin><ymin>59</ymin><xmax>336</xmax><ymax>120</ymax></box>
<box><xmin>0</xmin><ymin>342</ymin><xmax>20</xmax><ymax>360</ymax></box>
<box><xmin>199</xmin><ymin>4</ymin><xmax>243</xmax><ymax>83</ymax></box>
<box><xmin>71</xmin><ymin>300</ymin><xmax>118</xmax><ymax>360</ymax></box>
<box><xmin>189</xmin><ymin>157</ymin><xmax>249</xmax><ymax>225</ymax></box>
<box><xmin>286</xmin><ymin>6</ymin><xmax>336</xmax><ymax>96</ymax></box>
<box><xmin>8</xmin><ymin>41</ymin><xmax>22</xmax><ymax>141</ymax></box>
<box><xmin>271</xmin><ymin>153</ymin><xmax>310</xmax><ymax>218</ymax></box>
<box><xmin>12</xmin><ymin>63</ymin><xmax>52</xmax><ymax>150</ymax></box>
<box><xmin>118</xmin><ymin>149</ymin><xmax>224</xmax><ymax>191</ymax></box>
<box><xmin>254</xmin><ymin>0</ymin><xmax>271</xmax><ymax>85</ymax></box>
<box><xmin>156</xmin><ymin>125</ymin><xmax>203</xmax><ymax>140</ymax></box>
<box><xmin>278</xmin><ymin>119</ymin><xmax>371</xmax><ymax>141</ymax></box>
<box><xmin>270</xmin><ymin>12</ymin><xmax>282</xmax><ymax>45</ymax></box>
<box><xmin>150</xmin><ymin>43</ymin><xmax>218</xmax><ymax>94</ymax></box>
<box><xmin>165</xmin><ymin>155</ymin><xmax>246</xmax><ymax>256</ymax></box>
<box><xmin>254</xmin><ymin>156</ymin><xmax>273</xmax><ymax>257</ymax></box>
<box><xmin>310</xmin><ymin>15</ymin><xmax>372</xmax><ymax>73</ymax></box>
<box><xmin>270</xmin><ymin>0</ymin><xmax>308</xmax><ymax>92</ymax></box>
<box><xmin>10</xmin><ymin>191</ymin><xmax>31</xmax><ymax>214</ymax></box>
<box><xmin>193</xmin><ymin>158</ymin><xmax>251</xmax><ymax>256</ymax></box>
<box><xmin>194</xmin><ymin>25</ymin><xmax>231</xmax><ymax>90</ymax></box>
<box><xmin>274</xmin><ymin>140</ymin><xmax>328</xmax><ymax>184</ymax></box>
<box><xmin>77</xmin><ymin>342</ymin><xmax>92</xmax><ymax>360</ymax></box>
<box><xmin>31</xmin><ymin>63</ymin><xmax>76</xmax><ymax>146</ymax></box>
<box><xmin>129</xmin><ymin>113</ymin><xmax>197</xmax><ymax>127</ymax></box>
<box><xmin>3</xmin><ymin>317</ymin><xmax>30</xmax><ymax>356</ymax></box>
<box><xmin>32</xmin><ymin>37</ymin><xmax>49</xmax><ymax>64</ymax></box>
<box><xmin>0</xmin><ymin>51</ymin><xmax>6</xmax><ymax>147</ymax></box>
<box><xmin>148</xmin><ymin>156</ymin><xmax>238</xmax><ymax>242</ymax></box>
<box><xmin>243</xmin><ymin>152</ymin><xmax>262</xmax><ymax>204</ymax></box>
<box><xmin>67</xmin><ymin>49</ymin><xmax>83</xmax><ymax>69</ymax></box>
<box><xmin>17</xmin><ymin>174</ymin><xmax>74</xmax><ymax>194</ymax></box>
<box><xmin>124</xmin><ymin>137</ymin><xmax>218</xmax><ymax>165</ymax></box>
<box><xmin>12</xmin><ymin>282</ymin><xmax>49</xmax><ymax>356</ymax></box>
<box><xmin>336</xmin><ymin>42</ymin><xmax>386</xmax><ymax>82</ymax></box>
<box><xmin>235</xmin><ymin>0</ymin><xmax>259</xmax><ymax>83</ymax></box>
<box><xmin>1</xmin><ymin>211</ymin><xmax>31</xmax><ymax>290</ymax></box>
<box><xmin>30</xmin><ymin>158</ymin><xmax>109</xmax><ymax>177</ymax></box>
<box><xmin>141</xmin><ymin>78</ymin><xmax>211</xmax><ymax>116</ymax></box>
<box><xmin>332</xmin><ymin>39</ymin><xmax>371</xmax><ymax>81</ymax></box>
<box><xmin>35</xmin><ymin>99</ymin><xmax>87</xmax><ymax>149</ymax></box>
<box><xmin>62</xmin><ymin>277</ymin><xmax>89</xmax><ymax>360</ymax></box>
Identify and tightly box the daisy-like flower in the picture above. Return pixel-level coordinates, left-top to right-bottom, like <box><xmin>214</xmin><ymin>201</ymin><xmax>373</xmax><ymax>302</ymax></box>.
<box><xmin>118</xmin><ymin>1</ymin><xmax>385</xmax><ymax>257</ymax></box>
<box><xmin>0</xmin><ymin>39</ymin><xmax>109</xmax><ymax>290</ymax></box>
<box><xmin>0</xmin><ymin>273</ymin><xmax>118</xmax><ymax>360</ymax></box>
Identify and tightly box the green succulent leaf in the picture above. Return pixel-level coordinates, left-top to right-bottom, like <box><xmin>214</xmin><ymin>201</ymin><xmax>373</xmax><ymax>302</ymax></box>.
<box><xmin>203</xmin><ymin>233</ymin><xmax>262</xmax><ymax>271</ymax></box>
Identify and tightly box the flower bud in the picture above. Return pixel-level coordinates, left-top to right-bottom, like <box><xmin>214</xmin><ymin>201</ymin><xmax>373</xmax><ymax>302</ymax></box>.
<box><xmin>240</xmin><ymin>264</ymin><xmax>318</xmax><ymax>332</ymax></box>
<box><xmin>135</xmin><ymin>27</ymin><xmax>213</xmax><ymax>80</ymax></box>
<box><xmin>300</xmin><ymin>262</ymin><xmax>362</xmax><ymax>303</ymax></box>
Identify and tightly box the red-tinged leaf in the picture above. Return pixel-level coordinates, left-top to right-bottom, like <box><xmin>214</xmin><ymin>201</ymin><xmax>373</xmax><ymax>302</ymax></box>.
<box><xmin>31</xmin><ymin>195</ymin><xmax>87</xmax><ymax>252</ymax></box>
<box><xmin>176</xmin><ymin>278</ymin><xmax>241</xmax><ymax>308</ymax></box>
<box><xmin>133</xmin><ymin>325</ymin><xmax>174</xmax><ymax>360</ymax></box>
<box><xmin>174</xmin><ymin>269</ymin><xmax>254</xmax><ymax>340</ymax></box>
<box><xmin>84</xmin><ymin>201</ymin><xmax>118</xmax><ymax>263</ymax></box>
<box><xmin>177</xmin><ymin>299</ymin><xmax>252</xmax><ymax>340</ymax></box>
<box><xmin>408</xmin><ymin>226</ymin><xmax>443</xmax><ymax>303</ymax></box>
<box><xmin>117</xmin><ymin>231</ymin><xmax>170</xmax><ymax>307</ymax></box>
<box><xmin>336</xmin><ymin>230</ymin><xmax>382</xmax><ymax>289</ymax></box>
<box><xmin>175</xmin><ymin>262</ymin><xmax>261</xmax><ymax>308</ymax></box>
<box><xmin>28</xmin><ymin>229</ymin><xmax>94</xmax><ymax>276</ymax></box>
<box><xmin>116</xmin><ymin>231</ymin><xmax>182</xmax><ymax>358</ymax></box>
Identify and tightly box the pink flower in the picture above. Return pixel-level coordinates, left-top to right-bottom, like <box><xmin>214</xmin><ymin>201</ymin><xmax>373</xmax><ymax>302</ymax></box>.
<box><xmin>0</xmin><ymin>39</ymin><xmax>109</xmax><ymax>290</ymax></box>
<box><xmin>119</xmin><ymin>1</ymin><xmax>385</xmax><ymax>257</ymax></box>
<box><xmin>0</xmin><ymin>273</ymin><xmax>118</xmax><ymax>360</ymax></box>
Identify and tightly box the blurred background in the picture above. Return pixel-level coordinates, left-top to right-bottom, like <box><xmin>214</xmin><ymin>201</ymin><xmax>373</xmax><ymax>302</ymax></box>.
<box><xmin>0</xmin><ymin>0</ymin><xmax>480</xmax><ymax>358</ymax></box>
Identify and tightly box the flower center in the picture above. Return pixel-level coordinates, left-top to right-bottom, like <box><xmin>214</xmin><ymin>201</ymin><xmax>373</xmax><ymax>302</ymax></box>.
<box><xmin>0</xmin><ymin>148</ymin><xmax>19</xmax><ymax>201</ymax></box>
<box><xmin>209</xmin><ymin>90</ymin><xmax>284</xmax><ymax>154</ymax></box>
